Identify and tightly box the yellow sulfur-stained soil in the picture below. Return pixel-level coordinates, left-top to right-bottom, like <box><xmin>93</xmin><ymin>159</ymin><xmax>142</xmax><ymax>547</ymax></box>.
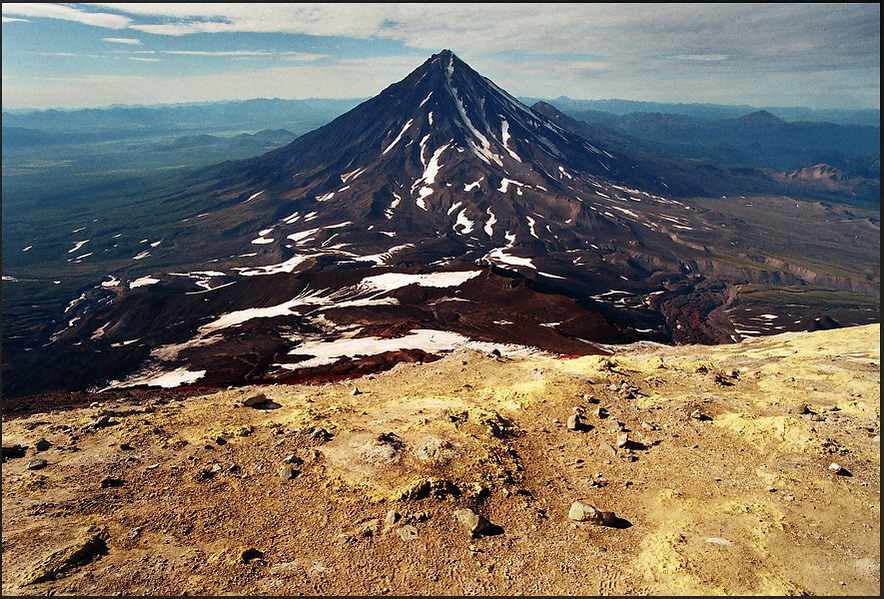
<box><xmin>2</xmin><ymin>324</ymin><xmax>879</xmax><ymax>596</ymax></box>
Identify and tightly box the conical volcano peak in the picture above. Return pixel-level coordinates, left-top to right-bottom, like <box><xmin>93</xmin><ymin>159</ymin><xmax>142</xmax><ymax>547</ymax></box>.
<box><xmin>410</xmin><ymin>48</ymin><xmax>478</xmax><ymax>88</ymax></box>
<box><xmin>243</xmin><ymin>48</ymin><xmax>666</xmax><ymax>242</ymax></box>
<box><xmin>427</xmin><ymin>48</ymin><xmax>462</xmax><ymax>67</ymax></box>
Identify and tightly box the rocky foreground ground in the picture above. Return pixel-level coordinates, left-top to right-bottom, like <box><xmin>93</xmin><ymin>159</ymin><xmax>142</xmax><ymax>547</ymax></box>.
<box><xmin>2</xmin><ymin>324</ymin><xmax>879</xmax><ymax>596</ymax></box>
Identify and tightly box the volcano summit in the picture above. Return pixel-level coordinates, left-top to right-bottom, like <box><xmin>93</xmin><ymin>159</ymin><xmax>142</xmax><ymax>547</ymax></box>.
<box><xmin>3</xmin><ymin>51</ymin><xmax>879</xmax><ymax>396</ymax></box>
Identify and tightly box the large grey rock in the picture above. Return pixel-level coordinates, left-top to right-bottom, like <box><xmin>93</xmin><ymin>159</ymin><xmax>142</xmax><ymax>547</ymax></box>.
<box><xmin>568</xmin><ymin>501</ymin><xmax>617</xmax><ymax>526</ymax></box>
<box><xmin>242</xmin><ymin>393</ymin><xmax>269</xmax><ymax>407</ymax></box>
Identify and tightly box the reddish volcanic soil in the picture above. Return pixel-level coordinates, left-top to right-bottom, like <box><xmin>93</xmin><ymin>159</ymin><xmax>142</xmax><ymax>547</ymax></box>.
<box><xmin>3</xmin><ymin>324</ymin><xmax>879</xmax><ymax>596</ymax></box>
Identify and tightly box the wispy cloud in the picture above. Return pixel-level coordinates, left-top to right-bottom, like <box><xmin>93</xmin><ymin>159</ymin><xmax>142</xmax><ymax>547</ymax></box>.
<box><xmin>665</xmin><ymin>55</ymin><xmax>730</xmax><ymax>62</ymax></box>
<box><xmin>102</xmin><ymin>37</ymin><xmax>142</xmax><ymax>45</ymax></box>
<box><xmin>1</xmin><ymin>3</ymin><xmax>131</xmax><ymax>29</ymax></box>
<box><xmin>2</xmin><ymin>16</ymin><xmax>30</xmax><ymax>23</ymax></box>
<box><xmin>26</xmin><ymin>51</ymin><xmax>78</xmax><ymax>57</ymax></box>
<box><xmin>2</xmin><ymin>3</ymin><xmax>878</xmax><ymax>110</ymax></box>
<box><xmin>128</xmin><ymin>57</ymin><xmax>160</xmax><ymax>62</ymax></box>
<box><xmin>82</xmin><ymin>4</ymin><xmax>878</xmax><ymax>71</ymax></box>
<box><xmin>161</xmin><ymin>50</ymin><xmax>328</xmax><ymax>61</ymax></box>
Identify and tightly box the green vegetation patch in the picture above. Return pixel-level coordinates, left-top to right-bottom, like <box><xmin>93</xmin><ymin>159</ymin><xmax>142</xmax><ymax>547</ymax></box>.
<box><xmin>737</xmin><ymin>284</ymin><xmax>880</xmax><ymax>308</ymax></box>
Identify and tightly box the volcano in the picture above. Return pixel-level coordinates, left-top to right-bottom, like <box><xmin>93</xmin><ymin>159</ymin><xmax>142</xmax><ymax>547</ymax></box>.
<box><xmin>4</xmin><ymin>50</ymin><xmax>879</xmax><ymax>397</ymax></box>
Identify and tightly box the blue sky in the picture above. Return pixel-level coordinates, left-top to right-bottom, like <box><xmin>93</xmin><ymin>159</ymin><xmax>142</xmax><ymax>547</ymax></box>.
<box><xmin>2</xmin><ymin>3</ymin><xmax>880</xmax><ymax>110</ymax></box>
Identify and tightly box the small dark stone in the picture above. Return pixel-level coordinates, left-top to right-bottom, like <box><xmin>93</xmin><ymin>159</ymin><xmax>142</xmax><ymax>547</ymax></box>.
<box><xmin>241</xmin><ymin>548</ymin><xmax>264</xmax><ymax>563</ymax></box>
<box><xmin>35</xmin><ymin>439</ymin><xmax>52</xmax><ymax>452</ymax></box>
<box><xmin>2</xmin><ymin>444</ymin><xmax>28</xmax><ymax>459</ymax></box>
<box><xmin>27</xmin><ymin>458</ymin><xmax>48</xmax><ymax>470</ymax></box>
<box><xmin>690</xmin><ymin>410</ymin><xmax>712</xmax><ymax>421</ymax></box>
<box><xmin>100</xmin><ymin>477</ymin><xmax>125</xmax><ymax>488</ymax></box>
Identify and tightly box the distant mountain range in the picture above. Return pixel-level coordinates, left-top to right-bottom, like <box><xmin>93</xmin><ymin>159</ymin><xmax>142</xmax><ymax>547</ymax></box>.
<box><xmin>5</xmin><ymin>96</ymin><xmax>877</xmax><ymax>129</ymax></box>
<box><xmin>548</xmin><ymin>106</ymin><xmax>879</xmax><ymax>173</ymax></box>
<box><xmin>2</xmin><ymin>98</ymin><xmax>363</xmax><ymax>137</ymax></box>
<box><xmin>4</xmin><ymin>91</ymin><xmax>877</xmax><ymax>183</ymax></box>
<box><xmin>522</xmin><ymin>96</ymin><xmax>880</xmax><ymax>127</ymax></box>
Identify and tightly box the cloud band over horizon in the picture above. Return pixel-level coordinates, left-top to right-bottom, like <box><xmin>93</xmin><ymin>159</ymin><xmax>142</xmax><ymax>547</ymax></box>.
<box><xmin>2</xmin><ymin>3</ymin><xmax>879</xmax><ymax>110</ymax></box>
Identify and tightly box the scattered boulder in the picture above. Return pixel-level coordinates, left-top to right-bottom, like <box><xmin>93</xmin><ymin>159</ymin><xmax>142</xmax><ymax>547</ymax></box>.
<box><xmin>279</xmin><ymin>465</ymin><xmax>299</xmax><ymax>480</ymax></box>
<box><xmin>566</xmin><ymin>414</ymin><xmax>584</xmax><ymax>431</ymax></box>
<box><xmin>397</xmin><ymin>525</ymin><xmax>419</xmax><ymax>541</ymax></box>
<box><xmin>400</xmin><ymin>478</ymin><xmax>460</xmax><ymax>500</ymax></box>
<box><xmin>454</xmin><ymin>508</ymin><xmax>492</xmax><ymax>537</ymax></box>
<box><xmin>357</xmin><ymin>518</ymin><xmax>381</xmax><ymax>537</ymax></box>
<box><xmin>615</xmin><ymin>433</ymin><xmax>630</xmax><ymax>448</ymax></box>
<box><xmin>609</xmin><ymin>419</ymin><xmax>626</xmax><ymax>432</ymax></box>
<box><xmin>713</xmin><ymin>373</ymin><xmax>734</xmax><ymax>386</ymax></box>
<box><xmin>19</xmin><ymin>531</ymin><xmax>109</xmax><ymax>585</ymax></box>
<box><xmin>100</xmin><ymin>477</ymin><xmax>125</xmax><ymax>488</ymax></box>
<box><xmin>618</xmin><ymin>382</ymin><xmax>642</xmax><ymax>398</ymax></box>
<box><xmin>305</xmin><ymin>427</ymin><xmax>333</xmax><ymax>442</ymax></box>
<box><xmin>240</xmin><ymin>548</ymin><xmax>264</xmax><ymax>564</ymax></box>
<box><xmin>85</xmin><ymin>415</ymin><xmax>114</xmax><ymax>431</ymax></box>
<box><xmin>567</xmin><ymin>501</ymin><xmax>618</xmax><ymax>526</ymax></box>
<box><xmin>242</xmin><ymin>393</ymin><xmax>270</xmax><ymax>407</ymax></box>
<box><xmin>2</xmin><ymin>444</ymin><xmax>28</xmax><ymax>460</ymax></box>
<box><xmin>598</xmin><ymin>442</ymin><xmax>618</xmax><ymax>457</ymax></box>
<box><xmin>35</xmin><ymin>439</ymin><xmax>52</xmax><ymax>452</ymax></box>
<box><xmin>385</xmin><ymin>510</ymin><xmax>400</xmax><ymax>526</ymax></box>
<box><xmin>27</xmin><ymin>458</ymin><xmax>48</xmax><ymax>470</ymax></box>
<box><xmin>689</xmin><ymin>409</ymin><xmax>711</xmax><ymax>421</ymax></box>
<box><xmin>828</xmin><ymin>463</ymin><xmax>852</xmax><ymax>476</ymax></box>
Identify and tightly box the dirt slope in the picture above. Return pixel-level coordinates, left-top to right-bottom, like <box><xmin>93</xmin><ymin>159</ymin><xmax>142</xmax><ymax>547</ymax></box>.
<box><xmin>2</xmin><ymin>324</ymin><xmax>879</xmax><ymax>596</ymax></box>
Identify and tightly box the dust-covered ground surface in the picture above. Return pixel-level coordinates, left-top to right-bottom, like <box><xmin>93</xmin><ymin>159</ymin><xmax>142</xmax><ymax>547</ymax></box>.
<box><xmin>2</xmin><ymin>324</ymin><xmax>879</xmax><ymax>596</ymax></box>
